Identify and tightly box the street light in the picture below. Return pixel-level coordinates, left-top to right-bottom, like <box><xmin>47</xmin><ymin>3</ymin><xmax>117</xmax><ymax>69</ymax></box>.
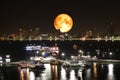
<box><xmin>36</xmin><ymin>50</ymin><xmax>39</xmax><ymax>56</ymax></box>
<box><xmin>79</xmin><ymin>50</ymin><xmax>82</xmax><ymax>53</ymax></box>
<box><xmin>71</xmin><ymin>55</ymin><xmax>74</xmax><ymax>59</ymax></box>
<box><xmin>62</xmin><ymin>53</ymin><xmax>65</xmax><ymax>56</ymax></box>
<box><xmin>79</xmin><ymin>50</ymin><xmax>84</xmax><ymax>55</ymax></box>
<box><xmin>62</xmin><ymin>53</ymin><xmax>65</xmax><ymax>60</ymax></box>
<box><xmin>5</xmin><ymin>55</ymin><xmax>11</xmax><ymax>62</ymax></box>
<box><xmin>109</xmin><ymin>52</ymin><xmax>112</xmax><ymax>59</ymax></box>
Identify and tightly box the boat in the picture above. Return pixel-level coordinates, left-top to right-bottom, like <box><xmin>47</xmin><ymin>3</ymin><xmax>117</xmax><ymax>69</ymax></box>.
<box><xmin>29</xmin><ymin>60</ymin><xmax>45</xmax><ymax>69</ymax></box>
<box><xmin>62</xmin><ymin>60</ymin><xmax>91</xmax><ymax>68</ymax></box>
<box><xmin>29</xmin><ymin>57</ymin><xmax>45</xmax><ymax>69</ymax></box>
<box><xmin>62</xmin><ymin>60</ymin><xmax>81</xmax><ymax>67</ymax></box>
<box><xmin>18</xmin><ymin>57</ymin><xmax>45</xmax><ymax>69</ymax></box>
<box><xmin>18</xmin><ymin>61</ymin><xmax>29</xmax><ymax>69</ymax></box>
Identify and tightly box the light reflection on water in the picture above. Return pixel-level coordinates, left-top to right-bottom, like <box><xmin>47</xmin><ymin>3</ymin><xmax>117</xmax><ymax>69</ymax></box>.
<box><xmin>16</xmin><ymin>63</ymin><xmax>118</xmax><ymax>80</ymax></box>
<box><xmin>41</xmin><ymin>64</ymin><xmax>51</xmax><ymax>80</ymax></box>
<box><xmin>29</xmin><ymin>71</ymin><xmax>35</xmax><ymax>80</ymax></box>
<box><xmin>107</xmin><ymin>64</ymin><xmax>115</xmax><ymax>80</ymax></box>
<box><xmin>86</xmin><ymin>68</ymin><xmax>91</xmax><ymax>80</ymax></box>
<box><xmin>93</xmin><ymin>62</ymin><xmax>97</xmax><ymax>80</ymax></box>
<box><xmin>18</xmin><ymin>64</ymin><xmax>79</xmax><ymax>80</ymax></box>
<box><xmin>69</xmin><ymin>69</ymin><xmax>76</xmax><ymax>80</ymax></box>
<box><xmin>60</xmin><ymin>67</ymin><xmax>67</xmax><ymax>80</ymax></box>
<box><xmin>18</xmin><ymin>67</ymin><xmax>30</xmax><ymax>80</ymax></box>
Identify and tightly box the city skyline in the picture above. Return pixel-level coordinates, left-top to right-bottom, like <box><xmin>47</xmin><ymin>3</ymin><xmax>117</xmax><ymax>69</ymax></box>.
<box><xmin>0</xmin><ymin>1</ymin><xmax>120</xmax><ymax>35</ymax></box>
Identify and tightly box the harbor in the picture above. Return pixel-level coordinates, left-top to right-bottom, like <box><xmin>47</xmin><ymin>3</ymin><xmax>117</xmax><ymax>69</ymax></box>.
<box><xmin>0</xmin><ymin>60</ymin><xmax>120</xmax><ymax>80</ymax></box>
<box><xmin>0</xmin><ymin>40</ymin><xmax>120</xmax><ymax>80</ymax></box>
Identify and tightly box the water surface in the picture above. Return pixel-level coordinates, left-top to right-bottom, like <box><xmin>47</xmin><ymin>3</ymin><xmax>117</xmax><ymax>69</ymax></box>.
<box><xmin>0</xmin><ymin>62</ymin><xmax>120</xmax><ymax>80</ymax></box>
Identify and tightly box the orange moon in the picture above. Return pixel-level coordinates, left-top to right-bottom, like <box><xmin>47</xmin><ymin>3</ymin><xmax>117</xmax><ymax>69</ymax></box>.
<box><xmin>54</xmin><ymin>14</ymin><xmax>73</xmax><ymax>33</ymax></box>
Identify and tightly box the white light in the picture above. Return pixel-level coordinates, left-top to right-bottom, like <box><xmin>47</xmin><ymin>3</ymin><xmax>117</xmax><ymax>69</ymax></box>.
<box><xmin>69</xmin><ymin>70</ymin><xmax>76</xmax><ymax>80</ymax></box>
<box><xmin>40</xmin><ymin>64</ymin><xmax>51</xmax><ymax>80</ymax></box>
<box><xmin>60</xmin><ymin>67</ymin><xmax>67</xmax><ymax>80</ymax></box>
<box><xmin>79</xmin><ymin>50</ymin><xmax>84</xmax><ymax>54</ymax></box>
<box><xmin>26</xmin><ymin>45</ymin><xmax>41</xmax><ymax>51</ymax></box>
<box><xmin>87</xmin><ymin>55</ymin><xmax>91</xmax><ymax>58</ymax></box>
<box><xmin>71</xmin><ymin>56</ymin><xmax>74</xmax><ymax>59</ymax></box>
<box><xmin>36</xmin><ymin>51</ymin><xmax>39</xmax><ymax>54</ymax></box>
<box><xmin>29</xmin><ymin>71</ymin><xmax>35</xmax><ymax>80</ymax></box>
<box><xmin>79</xmin><ymin>50</ymin><xmax>82</xmax><ymax>53</ymax></box>
<box><xmin>6</xmin><ymin>55</ymin><xmax>10</xmax><ymax>58</ymax></box>
<box><xmin>86</xmin><ymin>69</ymin><xmax>91</xmax><ymax>79</ymax></box>
<box><xmin>0</xmin><ymin>56</ymin><xmax>2</xmax><ymax>60</ymax></box>
<box><xmin>107</xmin><ymin>64</ymin><xmax>115</xmax><ymax>80</ymax></box>
<box><xmin>62</xmin><ymin>53</ymin><xmax>65</xmax><ymax>56</ymax></box>
<box><xmin>108</xmin><ymin>64</ymin><xmax>113</xmax><ymax>75</ymax></box>
<box><xmin>109</xmin><ymin>52</ymin><xmax>112</xmax><ymax>55</ymax></box>
<box><xmin>78</xmin><ymin>69</ymin><xmax>83</xmax><ymax>79</ymax></box>
<box><xmin>5</xmin><ymin>59</ymin><xmax>11</xmax><ymax>62</ymax></box>
<box><xmin>30</xmin><ymin>57</ymin><xmax>33</xmax><ymax>60</ymax></box>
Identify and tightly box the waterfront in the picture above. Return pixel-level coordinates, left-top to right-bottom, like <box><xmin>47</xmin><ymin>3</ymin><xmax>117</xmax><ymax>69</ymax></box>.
<box><xmin>0</xmin><ymin>40</ymin><xmax>120</xmax><ymax>61</ymax></box>
<box><xmin>0</xmin><ymin>40</ymin><xmax>120</xmax><ymax>80</ymax></box>
<box><xmin>0</xmin><ymin>62</ymin><xmax>120</xmax><ymax>80</ymax></box>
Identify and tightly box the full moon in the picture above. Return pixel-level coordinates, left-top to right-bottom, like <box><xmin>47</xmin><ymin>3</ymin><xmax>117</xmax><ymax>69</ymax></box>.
<box><xmin>54</xmin><ymin>14</ymin><xmax>73</xmax><ymax>33</ymax></box>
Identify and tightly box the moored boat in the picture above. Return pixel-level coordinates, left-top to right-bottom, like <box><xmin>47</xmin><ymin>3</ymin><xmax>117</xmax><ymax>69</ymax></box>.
<box><xmin>62</xmin><ymin>60</ymin><xmax>91</xmax><ymax>68</ymax></box>
<box><xmin>29</xmin><ymin>60</ymin><xmax>45</xmax><ymax>69</ymax></box>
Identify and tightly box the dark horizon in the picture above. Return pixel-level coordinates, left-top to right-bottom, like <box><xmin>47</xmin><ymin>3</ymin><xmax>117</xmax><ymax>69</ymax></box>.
<box><xmin>0</xmin><ymin>1</ymin><xmax>120</xmax><ymax>35</ymax></box>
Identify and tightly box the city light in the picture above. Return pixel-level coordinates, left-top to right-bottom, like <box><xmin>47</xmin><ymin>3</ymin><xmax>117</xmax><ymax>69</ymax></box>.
<box><xmin>109</xmin><ymin>52</ymin><xmax>113</xmax><ymax>59</ymax></box>
<box><xmin>62</xmin><ymin>53</ymin><xmax>65</xmax><ymax>56</ymax></box>
<box><xmin>79</xmin><ymin>50</ymin><xmax>84</xmax><ymax>55</ymax></box>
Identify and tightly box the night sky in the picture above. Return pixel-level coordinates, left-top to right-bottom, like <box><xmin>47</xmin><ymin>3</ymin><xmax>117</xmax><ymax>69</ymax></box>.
<box><xmin>0</xmin><ymin>1</ymin><xmax>120</xmax><ymax>35</ymax></box>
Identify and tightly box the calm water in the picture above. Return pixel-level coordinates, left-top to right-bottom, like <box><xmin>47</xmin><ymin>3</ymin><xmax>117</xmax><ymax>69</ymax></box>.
<box><xmin>0</xmin><ymin>62</ymin><xmax>120</xmax><ymax>80</ymax></box>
